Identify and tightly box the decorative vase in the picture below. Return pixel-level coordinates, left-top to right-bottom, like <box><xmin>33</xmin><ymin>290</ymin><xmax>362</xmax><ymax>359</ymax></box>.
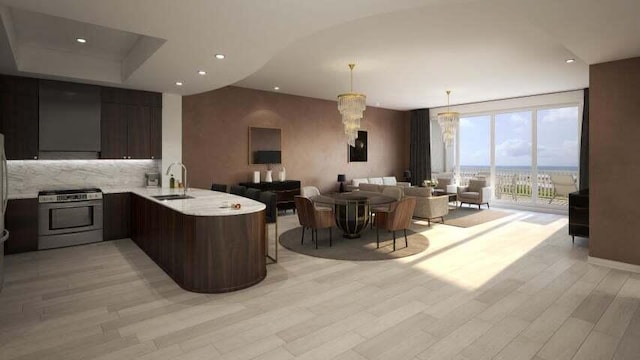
<box><xmin>279</xmin><ymin>167</ymin><xmax>286</xmax><ymax>181</ymax></box>
<box><xmin>253</xmin><ymin>171</ymin><xmax>260</xmax><ymax>183</ymax></box>
<box><xmin>265</xmin><ymin>170</ymin><xmax>273</xmax><ymax>182</ymax></box>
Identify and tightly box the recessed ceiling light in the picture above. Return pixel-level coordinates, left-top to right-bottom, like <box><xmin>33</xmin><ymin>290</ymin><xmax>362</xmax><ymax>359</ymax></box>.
<box><xmin>566</xmin><ymin>58</ymin><xmax>575</xmax><ymax>63</ymax></box>
<box><xmin>274</xmin><ymin>86</ymin><xmax>280</xmax><ymax>90</ymax></box>
<box><xmin>175</xmin><ymin>81</ymin><xmax>183</xmax><ymax>86</ymax></box>
<box><xmin>198</xmin><ymin>70</ymin><xmax>207</xmax><ymax>75</ymax></box>
<box><xmin>215</xmin><ymin>54</ymin><xmax>225</xmax><ymax>60</ymax></box>
<box><xmin>76</xmin><ymin>38</ymin><xmax>87</xmax><ymax>44</ymax></box>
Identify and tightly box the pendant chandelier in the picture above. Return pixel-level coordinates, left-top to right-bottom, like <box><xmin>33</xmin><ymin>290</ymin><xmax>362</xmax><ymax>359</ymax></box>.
<box><xmin>437</xmin><ymin>90</ymin><xmax>460</xmax><ymax>146</ymax></box>
<box><xmin>337</xmin><ymin>64</ymin><xmax>366</xmax><ymax>146</ymax></box>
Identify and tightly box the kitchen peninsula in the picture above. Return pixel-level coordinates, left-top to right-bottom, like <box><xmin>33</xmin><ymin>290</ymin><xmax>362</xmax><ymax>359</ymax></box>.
<box><xmin>126</xmin><ymin>188</ymin><xmax>266</xmax><ymax>293</ymax></box>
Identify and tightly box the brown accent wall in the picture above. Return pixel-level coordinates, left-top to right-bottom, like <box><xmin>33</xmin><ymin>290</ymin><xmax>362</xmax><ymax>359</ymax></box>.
<box><xmin>589</xmin><ymin>57</ymin><xmax>640</xmax><ymax>265</ymax></box>
<box><xmin>182</xmin><ymin>86</ymin><xmax>410</xmax><ymax>193</ymax></box>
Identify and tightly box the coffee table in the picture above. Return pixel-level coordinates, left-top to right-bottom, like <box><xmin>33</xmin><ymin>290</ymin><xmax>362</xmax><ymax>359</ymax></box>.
<box><xmin>312</xmin><ymin>193</ymin><xmax>395</xmax><ymax>238</ymax></box>
<box><xmin>433</xmin><ymin>189</ymin><xmax>458</xmax><ymax>208</ymax></box>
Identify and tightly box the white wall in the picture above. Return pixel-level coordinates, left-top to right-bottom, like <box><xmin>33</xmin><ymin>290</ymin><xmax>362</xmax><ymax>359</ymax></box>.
<box><xmin>161</xmin><ymin>93</ymin><xmax>182</xmax><ymax>187</ymax></box>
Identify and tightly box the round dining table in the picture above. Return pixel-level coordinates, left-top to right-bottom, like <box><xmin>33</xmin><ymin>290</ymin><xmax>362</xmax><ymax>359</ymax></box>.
<box><xmin>311</xmin><ymin>192</ymin><xmax>396</xmax><ymax>238</ymax></box>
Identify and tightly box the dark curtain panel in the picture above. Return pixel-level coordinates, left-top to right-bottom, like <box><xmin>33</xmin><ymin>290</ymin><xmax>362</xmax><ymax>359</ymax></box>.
<box><xmin>410</xmin><ymin>109</ymin><xmax>431</xmax><ymax>186</ymax></box>
<box><xmin>579</xmin><ymin>88</ymin><xmax>589</xmax><ymax>190</ymax></box>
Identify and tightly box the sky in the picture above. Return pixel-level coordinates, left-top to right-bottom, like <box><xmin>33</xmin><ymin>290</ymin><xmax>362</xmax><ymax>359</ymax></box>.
<box><xmin>459</xmin><ymin>107</ymin><xmax>579</xmax><ymax>168</ymax></box>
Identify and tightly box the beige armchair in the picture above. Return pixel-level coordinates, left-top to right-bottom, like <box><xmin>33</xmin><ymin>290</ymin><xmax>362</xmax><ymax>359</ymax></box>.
<box><xmin>415</xmin><ymin>195</ymin><xmax>449</xmax><ymax>226</ymax></box>
<box><xmin>403</xmin><ymin>187</ymin><xmax>449</xmax><ymax>224</ymax></box>
<box><xmin>458</xmin><ymin>179</ymin><xmax>492</xmax><ymax>209</ymax></box>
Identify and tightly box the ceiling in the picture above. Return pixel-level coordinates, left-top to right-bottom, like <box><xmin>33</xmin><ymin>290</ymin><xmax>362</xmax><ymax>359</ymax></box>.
<box><xmin>0</xmin><ymin>0</ymin><xmax>638</xmax><ymax>110</ymax></box>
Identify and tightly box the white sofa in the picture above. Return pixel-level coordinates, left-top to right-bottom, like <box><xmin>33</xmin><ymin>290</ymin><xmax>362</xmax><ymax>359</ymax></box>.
<box><xmin>346</xmin><ymin>176</ymin><xmax>410</xmax><ymax>191</ymax></box>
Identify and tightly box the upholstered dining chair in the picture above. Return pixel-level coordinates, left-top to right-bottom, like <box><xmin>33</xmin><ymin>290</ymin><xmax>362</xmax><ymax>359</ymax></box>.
<box><xmin>230</xmin><ymin>185</ymin><xmax>246</xmax><ymax>197</ymax></box>
<box><xmin>301</xmin><ymin>186</ymin><xmax>321</xmax><ymax>198</ymax></box>
<box><xmin>371</xmin><ymin>186</ymin><xmax>404</xmax><ymax>228</ymax></box>
<box><xmin>210</xmin><ymin>183</ymin><xmax>228</xmax><ymax>192</ymax></box>
<box><xmin>294</xmin><ymin>196</ymin><xmax>334</xmax><ymax>249</ymax></box>
<box><xmin>245</xmin><ymin>188</ymin><xmax>261</xmax><ymax>201</ymax></box>
<box><xmin>259</xmin><ymin>191</ymin><xmax>278</xmax><ymax>263</ymax></box>
<box><xmin>376</xmin><ymin>196</ymin><xmax>417</xmax><ymax>251</ymax></box>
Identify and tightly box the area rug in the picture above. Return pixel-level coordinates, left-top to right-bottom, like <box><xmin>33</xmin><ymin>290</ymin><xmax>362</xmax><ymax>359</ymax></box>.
<box><xmin>444</xmin><ymin>207</ymin><xmax>511</xmax><ymax>228</ymax></box>
<box><xmin>279</xmin><ymin>226</ymin><xmax>429</xmax><ymax>261</ymax></box>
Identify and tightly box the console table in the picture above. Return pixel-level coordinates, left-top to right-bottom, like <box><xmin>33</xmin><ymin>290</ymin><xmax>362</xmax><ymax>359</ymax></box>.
<box><xmin>569</xmin><ymin>189</ymin><xmax>589</xmax><ymax>242</ymax></box>
<box><xmin>239</xmin><ymin>180</ymin><xmax>301</xmax><ymax>212</ymax></box>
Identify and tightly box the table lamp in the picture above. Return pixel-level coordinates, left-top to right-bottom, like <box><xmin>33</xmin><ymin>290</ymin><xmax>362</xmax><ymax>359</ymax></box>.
<box><xmin>337</xmin><ymin>174</ymin><xmax>346</xmax><ymax>193</ymax></box>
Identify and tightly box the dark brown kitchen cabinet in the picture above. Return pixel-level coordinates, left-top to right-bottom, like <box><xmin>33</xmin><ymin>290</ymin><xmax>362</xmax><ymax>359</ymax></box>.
<box><xmin>100</xmin><ymin>87</ymin><xmax>161</xmax><ymax>159</ymax></box>
<box><xmin>0</xmin><ymin>76</ymin><xmax>39</xmax><ymax>160</ymax></box>
<box><xmin>126</xmin><ymin>104</ymin><xmax>151</xmax><ymax>159</ymax></box>
<box><xmin>103</xmin><ymin>193</ymin><xmax>131</xmax><ymax>241</ymax></box>
<box><xmin>4</xmin><ymin>198</ymin><xmax>39</xmax><ymax>254</ymax></box>
<box><xmin>100</xmin><ymin>102</ymin><xmax>128</xmax><ymax>159</ymax></box>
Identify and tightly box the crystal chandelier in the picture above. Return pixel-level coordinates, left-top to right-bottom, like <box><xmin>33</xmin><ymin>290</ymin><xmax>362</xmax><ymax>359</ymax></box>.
<box><xmin>437</xmin><ymin>90</ymin><xmax>460</xmax><ymax>146</ymax></box>
<box><xmin>337</xmin><ymin>64</ymin><xmax>366</xmax><ymax>146</ymax></box>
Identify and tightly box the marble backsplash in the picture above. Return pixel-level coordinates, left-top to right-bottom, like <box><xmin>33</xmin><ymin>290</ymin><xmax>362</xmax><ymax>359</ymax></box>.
<box><xmin>8</xmin><ymin>159</ymin><xmax>161</xmax><ymax>195</ymax></box>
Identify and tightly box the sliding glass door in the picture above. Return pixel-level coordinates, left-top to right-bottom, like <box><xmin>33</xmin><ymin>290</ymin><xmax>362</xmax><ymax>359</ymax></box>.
<box><xmin>457</xmin><ymin>105</ymin><xmax>579</xmax><ymax>208</ymax></box>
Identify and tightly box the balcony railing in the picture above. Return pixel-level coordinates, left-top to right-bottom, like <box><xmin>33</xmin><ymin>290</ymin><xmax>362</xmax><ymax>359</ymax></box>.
<box><xmin>454</xmin><ymin>167</ymin><xmax>578</xmax><ymax>206</ymax></box>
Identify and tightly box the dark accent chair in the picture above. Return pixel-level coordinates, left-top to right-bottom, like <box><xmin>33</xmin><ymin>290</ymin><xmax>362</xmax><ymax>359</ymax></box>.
<box><xmin>230</xmin><ymin>185</ymin><xmax>246</xmax><ymax>197</ymax></box>
<box><xmin>245</xmin><ymin>188</ymin><xmax>261</xmax><ymax>201</ymax></box>
<box><xmin>376</xmin><ymin>197</ymin><xmax>417</xmax><ymax>251</ymax></box>
<box><xmin>211</xmin><ymin>183</ymin><xmax>228</xmax><ymax>192</ymax></box>
<box><xmin>294</xmin><ymin>196</ymin><xmax>334</xmax><ymax>249</ymax></box>
<box><xmin>259</xmin><ymin>191</ymin><xmax>278</xmax><ymax>263</ymax></box>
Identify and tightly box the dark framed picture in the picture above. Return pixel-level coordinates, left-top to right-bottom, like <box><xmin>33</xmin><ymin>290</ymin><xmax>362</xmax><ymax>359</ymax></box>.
<box><xmin>348</xmin><ymin>130</ymin><xmax>368</xmax><ymax>162</ymax></box>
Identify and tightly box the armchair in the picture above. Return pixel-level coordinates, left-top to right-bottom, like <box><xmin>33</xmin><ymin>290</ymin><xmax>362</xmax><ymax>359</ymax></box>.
<box><xmin>458</xmin><ymin>179</ymin><xmax>491</xmax><ymax>209</ymax></box>
<box><xmin>413</xmin><ymin>195</ymin><xmax>449</xmax><ymax>226</ymax></box>
<box><xmin>549</xmin><ymin>174</ymin><xmax>578</xmax><ymax>203</ymax></box>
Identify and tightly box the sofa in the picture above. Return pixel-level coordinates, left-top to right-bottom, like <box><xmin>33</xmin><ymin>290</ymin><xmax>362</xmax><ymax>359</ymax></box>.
<box><xmin>354</xmin><ymin>184</ymin><xmax>449</xmax><ymax>222</ymax></box>
<box><xmin>345</xmin><ymin>176</ymin><xmax>411</xmax><ymax>192</ymax></box>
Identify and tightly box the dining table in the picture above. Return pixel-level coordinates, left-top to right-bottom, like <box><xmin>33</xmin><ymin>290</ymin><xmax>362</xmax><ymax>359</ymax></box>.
<box><xmin>311</xmin><ymin>192</ymin><xmax>396</xmax><ymax>238</ymax></box>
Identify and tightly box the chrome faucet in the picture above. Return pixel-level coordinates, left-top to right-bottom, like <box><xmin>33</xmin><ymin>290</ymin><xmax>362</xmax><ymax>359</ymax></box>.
<box><xmin>166</xmin><ymin>162</ymin><xmax>188</xmax><ymax>195</ymax></box>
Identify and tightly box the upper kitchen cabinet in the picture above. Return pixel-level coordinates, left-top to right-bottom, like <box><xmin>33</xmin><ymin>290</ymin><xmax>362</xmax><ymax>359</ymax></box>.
<box><xmin>0</xmin><ymin>76</ymin><xmax>39</xmax><ymax>160</ymax></box>
<box><xmin>100</xmin><ymin>87</ymin><xmax>162</xmax><ymax>159</ymax></box>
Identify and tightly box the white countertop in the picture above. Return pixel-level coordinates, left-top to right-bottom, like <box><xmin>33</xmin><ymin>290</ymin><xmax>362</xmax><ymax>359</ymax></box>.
<box><xmin>130</xmin><ymin>187</ymin><xmax>265</xmax><ymax>216</ymax></box>
<box><xmin>9</xmin><ymin>187</ymin><xmax>266</xmax><ymax>217</ymax></box>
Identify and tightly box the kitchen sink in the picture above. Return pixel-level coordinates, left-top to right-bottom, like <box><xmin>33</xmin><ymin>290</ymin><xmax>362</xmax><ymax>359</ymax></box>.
<box><xmin>151</xmin><ymin>194</ymin><xmax>194</xmax><ymax>201</ymax></box>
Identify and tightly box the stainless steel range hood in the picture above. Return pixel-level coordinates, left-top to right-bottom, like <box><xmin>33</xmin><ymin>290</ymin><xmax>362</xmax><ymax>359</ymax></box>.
<box><xmin>39</xmin><ymin>80</ymin><xmax>101</xmax><ymax>159</ymax></box>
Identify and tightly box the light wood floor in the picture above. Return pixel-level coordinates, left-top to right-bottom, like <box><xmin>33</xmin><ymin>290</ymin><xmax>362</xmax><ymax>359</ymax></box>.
<box><xmin>1</xmin><ymin>209</ymin><xmax>639</xmax><ymax>360</ymax></box>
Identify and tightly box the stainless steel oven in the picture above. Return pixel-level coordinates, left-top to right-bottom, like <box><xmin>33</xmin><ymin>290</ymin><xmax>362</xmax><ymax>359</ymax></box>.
<box><xmin>38</xmin><ymin>188</ymin><xmax>103</xmax><ymax>250</ymax></box>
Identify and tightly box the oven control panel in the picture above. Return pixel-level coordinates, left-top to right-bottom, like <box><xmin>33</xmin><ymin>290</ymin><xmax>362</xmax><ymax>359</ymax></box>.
<box><xmin>38</xmin><ymin>192</ymin><xmax>103</xmax><ymax>203</ymax></box>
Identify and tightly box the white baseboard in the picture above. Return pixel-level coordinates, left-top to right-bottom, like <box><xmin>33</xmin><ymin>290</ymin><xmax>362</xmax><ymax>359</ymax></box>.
<box><xmin>588</xmin><ymin>256</ymin><xmax>640</xmax><ymax>273</ymax></box>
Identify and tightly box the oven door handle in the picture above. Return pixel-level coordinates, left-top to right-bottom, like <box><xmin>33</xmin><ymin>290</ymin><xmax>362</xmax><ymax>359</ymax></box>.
<box><xmin>39</xmin><ymin>199</ymin><xmax>103</xmax><ymax>209</ymax></box>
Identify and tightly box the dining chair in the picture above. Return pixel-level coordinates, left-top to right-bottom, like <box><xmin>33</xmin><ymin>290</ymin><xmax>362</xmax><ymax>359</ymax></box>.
<box><xmin>210</xmin><ymin>183</ymin><xmax>228</xmax><ymax>192</ymax></box>
<box><xmin>294</xmin><ymin>196</ymin><xmax>334</xmax><ymax>249</ymax></box>
<box><xmin>376</xmin><ymin>196</ymin><xmax>417</xmax><ymax>251</ymax></box>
